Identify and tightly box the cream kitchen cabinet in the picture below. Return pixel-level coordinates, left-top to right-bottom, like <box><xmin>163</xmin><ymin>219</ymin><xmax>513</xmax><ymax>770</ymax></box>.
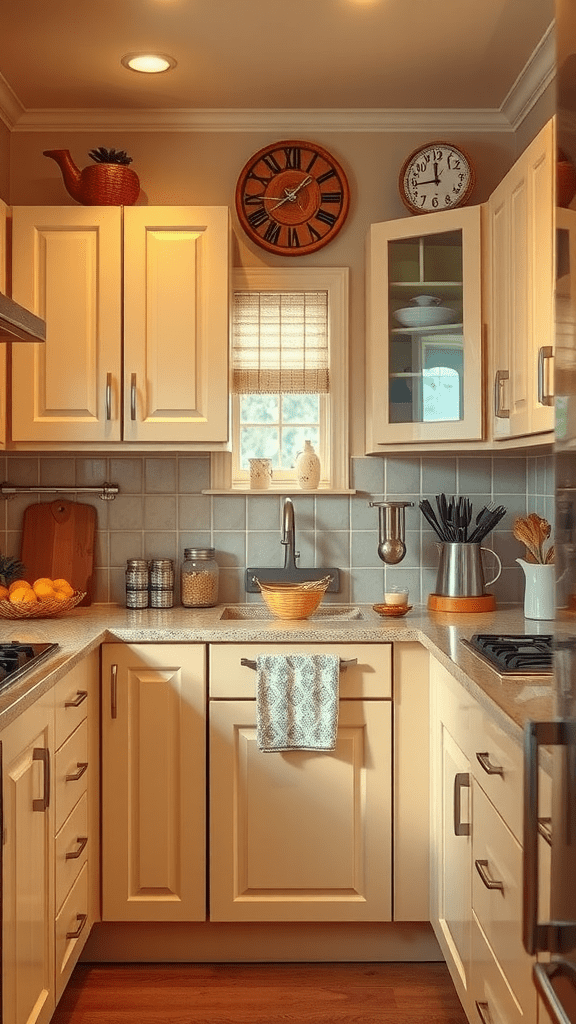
<box><xmin>209</xmin><ymin>643</ymin><xmax>393</xmax><ymax>923</ymax></box>
<box><xmin>430</xmin><ymin>657</ymin><xmax>551</xmax><ymax>1024</ymax></box>
<box><xmin>0</xmin><ymin>198</ymin><xmax>7</xmax><ymax>447</ymax></box>
<box><xmin>10</xmin><ymin>205</ymin><xmax>230</xmax><ymax>446</ymax></box>
<box><xmin>2</xmin><ymin>649</ymin><xmax>99</xmax><ymax>1024</ymax></box>
<box><xmin>487</xmin><ymin>117</ymin><xmax>555</xmax><ymax>442</ymax></box>
<box><xmin>365</xmin><ymin>204</ymin><xmax>483</xmax><ymax>450</ymax></box>
<box><xmin>100</xmin><ymin>643</ymin><xmax>206</xmax><ymax>922</ymax></box>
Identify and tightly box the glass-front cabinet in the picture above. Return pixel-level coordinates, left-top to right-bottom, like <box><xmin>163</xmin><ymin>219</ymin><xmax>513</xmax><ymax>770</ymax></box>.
<box><xmin>366</xmin><ymin>206</ymin><xmax>482</xmax><ymax>449</ymax></box>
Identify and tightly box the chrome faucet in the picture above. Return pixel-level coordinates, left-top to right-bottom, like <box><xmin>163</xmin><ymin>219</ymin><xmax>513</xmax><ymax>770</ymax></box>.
<box><xmin>281</xmin><ymin>497</ymin><xmax>299</xmax><ymax>570</ymax></box>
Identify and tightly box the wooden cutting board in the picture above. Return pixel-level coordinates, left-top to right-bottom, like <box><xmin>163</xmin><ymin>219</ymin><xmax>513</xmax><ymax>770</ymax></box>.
<box><xmin>20</xmin><ymin>499</ymin><xmax>97</xmax><ymax>605</ymax></box>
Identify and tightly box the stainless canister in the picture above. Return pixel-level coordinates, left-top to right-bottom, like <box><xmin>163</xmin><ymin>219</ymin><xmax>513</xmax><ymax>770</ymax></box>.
<box><xmin>435</xmin><ymin>543</ymin><xmax>502</xmax><ymax>598</ymax></box>
<box><xmin>149</xmin><ymin>558</ymin><xmax>174</xmax><ymax>608</ymax></box>
<box><xmin>125</xmin><ymin>558</ymin><xmax>149</xmax><ymax>609</ymax></box>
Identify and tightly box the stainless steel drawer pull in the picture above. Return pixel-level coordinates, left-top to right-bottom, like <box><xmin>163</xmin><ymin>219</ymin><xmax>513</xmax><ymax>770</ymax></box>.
<box><xmin>476</xmin><ymin>751</ymin><xmax>504</xmax><ymax>776</ymax></box>
<box><xmin>66</xmin><ymin>913</ymin><xmax>87</xmax><ymax>941</ymax></box>
<box><xmin>538</xmin><ymin>346</ymin><xmax>554</xmax><ymax>407</ymax></box>
<box><xmin>475</xmin><ymin>1000</ymin><xmax>493</xmax><ymax>1024</ymax></box>
<box><xmin>111</xmin><ymin>664</ymin><xmax>118</xmax><ymax>719</ymax></box>
<box><xmin>65</xmin><ymin>762</ymin><xmax>88</xmax><ymax>782</ymax></box>
<box><xmin>240</xmin><ymin>657</ymin><xmax>357</xmax><ymax>672</ymax></box>
<box><xmin>64</xmin><ymin>690</ymin><xmax>88</xmax><ymax>709</ymax></box>
<box><xmin>475</xmin><ymin>858</ymin><xmax>504</xmax><ymax>892</ymax></box>
<box><xmin>494</xmin><ymin>369</ymin><xmax>510</xmax><ymax>418</ymax></box>
<box><xmin>65</xmin><ymin>836</ymin><xmax>88</xmax><ymax>860</ymax></box>
<box><xmin>538</xmin><ymin>816</ymin><xmax>553</xmax><ymax>846</ymax></box>
<box><xmin>32</xmin><ymin>747</ymin><xmax>50</xmax><ymax>811</ymax></box>
<box><xmin>453</xmin><ymin>772</ymin><xmax>470</xmax><ymax>836</ymax></box>
<box><xmin>130</xmin><ymin>373</ymin><xmax>137</xmax><ymax>420</ymax></box>
<box><xmin>105</xmin><ymin>371</ymin><xmax>112</xmax><ymax>420</ymax></box>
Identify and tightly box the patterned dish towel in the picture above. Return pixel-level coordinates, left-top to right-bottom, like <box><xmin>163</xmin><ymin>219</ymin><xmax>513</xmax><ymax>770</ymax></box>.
<box><xmin>256</xmin><ymin>653</ymin><xmax>340</xmax><ymax>752</ymax></box>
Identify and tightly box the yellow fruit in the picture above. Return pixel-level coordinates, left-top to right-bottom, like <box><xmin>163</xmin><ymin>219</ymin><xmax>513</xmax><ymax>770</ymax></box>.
<box><xmin>52</xmin><ymin>589</ymin><xmax>69</xmax><ymax>602</ymax></box>
<box><xmin>10</xmin><ymin>587</ymin><xmax>38</xmax><ymax>604</ymax></box>
<box><xmin>33</xmin><ymin>577</ymin><xmax>54</xmax><ymax>588</ymax></box>
<box><xmin>0</xmin><ymin>585</ymin><xmax>9</xmax><ymax>600</ymax></box>
<box><xmin>52</xmin><ymin>579</ymin><xmax>74</xmax><ymax>597</ymax></box>
<box><xmin>33</xmin><ymin>581</ymin><xmax>55</xmax><ymax>600</ymax></box>
<box><xmin>8</xmin><ymin>579</ymin><xmax>31</xmax><ymax>594</ymax></box>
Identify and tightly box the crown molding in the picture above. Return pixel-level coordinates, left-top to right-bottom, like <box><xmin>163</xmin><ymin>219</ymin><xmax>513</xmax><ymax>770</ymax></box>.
<box><xmin>500</xmin><ymin>20</ymin><xmax>556</xmax><ymax>130</ymax></box>
<box><xmin>0</xmin><ymin>28</ymin><xmax>555</xmax><ymax>135</ymax></box>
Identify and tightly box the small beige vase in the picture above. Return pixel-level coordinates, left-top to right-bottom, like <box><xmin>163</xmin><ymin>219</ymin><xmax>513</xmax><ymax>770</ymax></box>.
<box><xmin>295</xmin><ymin>440</ymin><xmax>321</xmax><ymax>490</ymax></box>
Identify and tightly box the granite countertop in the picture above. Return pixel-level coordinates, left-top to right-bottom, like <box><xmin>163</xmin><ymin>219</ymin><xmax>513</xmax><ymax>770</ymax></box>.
<box><xmin>0</xmin><ymin>602</ymin><xmax>572</xmax><ymax>740</ymax></box>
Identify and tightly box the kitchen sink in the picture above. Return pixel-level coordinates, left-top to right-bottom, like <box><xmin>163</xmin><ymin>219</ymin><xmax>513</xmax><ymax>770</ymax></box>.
<box><xmin>219</xmin><ymin>605</ymin><xmax>365</xmax><ymax>621</ymax></box>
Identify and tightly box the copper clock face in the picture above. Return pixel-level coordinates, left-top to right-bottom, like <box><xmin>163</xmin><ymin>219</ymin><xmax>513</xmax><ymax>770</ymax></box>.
<box><xmin>399</xmin><ymin>141</ymin><xmax>475</xmax><ymax>215</ymax></box>
<box><xmin>235</xmin><ymin>140</ymin><xmax>350</xmax><ymax>255</ymax></box>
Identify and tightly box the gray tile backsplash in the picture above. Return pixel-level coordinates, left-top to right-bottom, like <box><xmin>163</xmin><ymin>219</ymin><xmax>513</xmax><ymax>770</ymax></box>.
<box><xmin>0</xmin><ymin>451</ymin><xmax>554</xmax><ymax>607</ymax></box>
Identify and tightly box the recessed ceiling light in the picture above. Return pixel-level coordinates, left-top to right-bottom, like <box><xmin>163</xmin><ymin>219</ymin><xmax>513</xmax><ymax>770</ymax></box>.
<box><xmin>121</xmin><ymin>53</ymin><xmax>177</xmax><ymax>74</ymax></box>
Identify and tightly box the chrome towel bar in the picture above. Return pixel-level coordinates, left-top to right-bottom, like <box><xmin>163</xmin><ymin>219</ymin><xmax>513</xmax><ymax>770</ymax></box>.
<box><xmin>240</xmin><ymin>657</ymin><xmax>357</xmax><ymax>672</ymax></box>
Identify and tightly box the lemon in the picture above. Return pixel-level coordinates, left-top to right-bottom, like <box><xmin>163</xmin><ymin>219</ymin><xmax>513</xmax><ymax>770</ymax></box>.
<box><xmin>10</xmin><ymin>587</ymin><xmax>38</xmax><ymax>604</ymax></box>
<box><xmin>52</xmin><ymin>579</ymin><xmax>74</xmax><ymax>597</ymax></box>
<box><xmin>33</xmin><ymin>580</ymin><xmax>56</xmax><ymax>600</ymax></box>
<box><xmin>8</xmin><ymin>579</ymin><xmax>31</xmax><ymax>594</ymax></box>
<box><xmin>0</xmin><ymin>585</ymin><xmax>9</xmax><ymax>601</ymax></box>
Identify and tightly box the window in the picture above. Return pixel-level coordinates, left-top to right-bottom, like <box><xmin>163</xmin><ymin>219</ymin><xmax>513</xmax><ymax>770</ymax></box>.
<box><xmin>228</xmin><ymin>267</ymin><xmax>349</xmax><ymax>490</ymax></box>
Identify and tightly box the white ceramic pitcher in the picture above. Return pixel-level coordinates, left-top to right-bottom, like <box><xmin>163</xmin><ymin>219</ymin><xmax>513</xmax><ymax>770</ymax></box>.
<box><xmin>516</xmin><ymin>558</ymin><xmax>555</xmax><ymax>620</ymax></box>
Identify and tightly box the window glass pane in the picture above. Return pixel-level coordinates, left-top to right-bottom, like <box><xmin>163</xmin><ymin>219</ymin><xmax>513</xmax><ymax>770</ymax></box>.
<box><xmin>239</xmin><ymin>394</ymin><xmax>279</xmax><ymax>424</ymax></box>
<box><xmin>282</xmin><ymin>394</ymin><xmax>320</xmax><ymax>424</ymax></box>
<box><xmin>281</xmin><ymin>427</ymin><xmax>320</xmax><ymax>470</ymax></box>
<box><xmin>240</xmin><ymin>427</ymin><xmax>280</xmax><ymax>468</ymax></box>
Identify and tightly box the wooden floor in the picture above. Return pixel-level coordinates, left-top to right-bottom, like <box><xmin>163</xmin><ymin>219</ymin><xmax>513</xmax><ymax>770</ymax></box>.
<box><xmin>51</xmin><ymin>962</ymin><xmax>468</xmax><ymax>1024</ymax></box>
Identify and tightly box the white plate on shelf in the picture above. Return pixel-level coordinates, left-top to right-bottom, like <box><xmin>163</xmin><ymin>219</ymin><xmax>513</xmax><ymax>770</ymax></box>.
<box><xmin>394</xmin><ymin>306</ymin><xmax>460</xmax><ymax>328</ymax></box>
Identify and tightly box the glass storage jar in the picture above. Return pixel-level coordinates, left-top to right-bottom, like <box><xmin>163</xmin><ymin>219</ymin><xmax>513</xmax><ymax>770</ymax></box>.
<box><xmin>181</xmin><ymin>548</ymin><xmax>219</xmax><ymax>608</ymax></box>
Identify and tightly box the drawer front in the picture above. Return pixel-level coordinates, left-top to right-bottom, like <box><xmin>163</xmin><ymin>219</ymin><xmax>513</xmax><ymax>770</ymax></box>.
<box><xmin>209</xmin><ymin>643</ymin><xmax>392</xmax><ymax>699</ymax></box>
<box><xmin>54</xmin><ymin>662</ymin><xmax>91</xmax><ymax>750</ymax></box>
<box><xmin>431</xmin><ymin>658</ymin><xmax>478</xmax><ymax>756</ymax></box>
<box><xmin>55</xmin><ymin>719</ymin><xmax>88</xmax><ymax>832</ymax></box>
<box><xmin>55</xmin><ymin>863</ymin><xmax>89</xmax><ymax>1001</ymax></box>
<box><xmin>472</xmin><ymin>782</ymin><xmax>535</xmax><ymax>1015</ymax></box>
<box><xmin>472</xmin><ymin>711</ymin><xmax>524</xmax><ymax>842</ymax></box>
<box><xmin>470</xmin><ymin>915</ymin><xmax>536</xmax><ymax>1024</ymax></box>
<box><xmin>55</xmin><ymin>791</ymin><xmax>88</xmax><ymax>914</ymax></box>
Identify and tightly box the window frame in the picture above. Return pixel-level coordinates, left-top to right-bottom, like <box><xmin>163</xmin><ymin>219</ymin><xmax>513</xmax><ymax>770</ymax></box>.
<box><xmin>227</xmin><ymin>266</ymin><xmax>349</xmax><ymax>491</ymax></box>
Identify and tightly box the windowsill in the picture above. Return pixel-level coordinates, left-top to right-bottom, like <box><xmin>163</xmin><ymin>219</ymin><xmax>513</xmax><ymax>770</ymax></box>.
<box><xmin>202</xmin><ymin>488</ymin><xmax>357</xmax><ymax>495</ymax></box>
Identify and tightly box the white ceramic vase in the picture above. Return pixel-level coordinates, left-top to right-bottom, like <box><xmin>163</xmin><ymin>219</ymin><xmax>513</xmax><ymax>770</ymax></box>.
<box><xmin>295</xmin><ymin>440</ymin><xmax>321</xmax><ymax>490</ymax></box>
<box><xmin>516</xmin><ymin>558</ymin><xmax>555</xmax><ymax>620</ymax></box>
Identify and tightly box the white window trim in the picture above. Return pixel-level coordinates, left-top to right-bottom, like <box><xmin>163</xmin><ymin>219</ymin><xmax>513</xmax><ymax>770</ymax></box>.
<box><xmin>212</xmin><ymin>266</ymin><xmax>349</xmax><ymax>492</ymax></box>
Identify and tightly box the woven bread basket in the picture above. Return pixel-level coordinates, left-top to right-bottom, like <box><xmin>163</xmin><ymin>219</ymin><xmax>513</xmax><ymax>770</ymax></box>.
<box><xmin>256</xmin><ymin>578</ymin><xmax>331</xmax><ymax>620</ymax></box>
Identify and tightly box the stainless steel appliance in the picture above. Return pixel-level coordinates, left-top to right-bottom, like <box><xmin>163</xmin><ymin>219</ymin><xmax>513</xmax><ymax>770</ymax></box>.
<box><xmin>0</xmin><ymin>641</ymin><xmax>58</xmax><ymax>691</ymax></box>
<box><xmin>461</xmin><ymin>634</ymin><xmax>554</xmax><ymax>676</ymax></box>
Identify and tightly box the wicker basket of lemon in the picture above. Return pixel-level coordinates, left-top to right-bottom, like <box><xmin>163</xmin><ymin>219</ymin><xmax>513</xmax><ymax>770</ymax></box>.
<box><xmin>0</xmin><ymin>572</ymin><xmax>85</xmax><ymax>619</ymax></box>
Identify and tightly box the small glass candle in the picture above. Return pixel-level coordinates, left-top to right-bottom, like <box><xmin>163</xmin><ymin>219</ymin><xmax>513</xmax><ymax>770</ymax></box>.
<box><xmin>385</xmin><ymin>586</ymin><xmax>409</xmax><ymax>606</ymax></box>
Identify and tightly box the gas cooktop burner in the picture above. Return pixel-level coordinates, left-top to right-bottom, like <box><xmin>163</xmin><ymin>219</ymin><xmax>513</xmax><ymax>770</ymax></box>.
<box><xmin>0</xmin><ymin>641</ymin><xmax>59</xmax><ymax>690</ymax></box>
<box><xmin>461</xmin><ymin>634</ymin><xmax>553</xmax><ymax>675</ymax></box>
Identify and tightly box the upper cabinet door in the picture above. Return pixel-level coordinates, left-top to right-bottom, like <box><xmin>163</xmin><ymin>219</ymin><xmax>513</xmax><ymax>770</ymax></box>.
<box><xmin>488</xmin><ymin>117</ymin><xmax>554</xmax><ymax>440</ymax></box>
<box><xmin>366</xmin><ymin>205</ymin><xmax>482</xmax><ymax>449</ymax></box>
<box><xmin>123</xmin><ymin>207</ymin><xmax>230</xmax><ymax>444</ymax></box>
<box><xmin>0</xmin><ymin>199</ymin><xmax>7</xmax><ymax>449</ymax></box>
<box><xmin>11</xmin><ymin>206</ymin><xmax>122</xmax><ymax>442</ymax></box>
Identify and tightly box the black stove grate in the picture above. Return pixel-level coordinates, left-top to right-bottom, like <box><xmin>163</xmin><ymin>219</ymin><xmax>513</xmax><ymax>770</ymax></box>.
<box><xmin>0</xmin><ymin>641</ymin><xmax>59</xmax><ymax>689</ymax></box>
<box><xmin>466</xmin><ymin>634</ymin><xmax>553</xmax><ymax>674</ymax></box>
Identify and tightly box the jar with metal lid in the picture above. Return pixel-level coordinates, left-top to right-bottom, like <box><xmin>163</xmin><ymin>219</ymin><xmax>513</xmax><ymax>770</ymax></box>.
<box><xmin>181</xmin><ymin>548</ymin><xmax>219</xmax><ymax>608</ymax></box>
<box><xmin>149</xmin><ymin>558</ymin><xmax>174</xmax><ymax>608</ymax></box>
<box><xmin>125</xmin><ymin>558</ymin><xmax>149</xmax><ymax>609</ymax></box>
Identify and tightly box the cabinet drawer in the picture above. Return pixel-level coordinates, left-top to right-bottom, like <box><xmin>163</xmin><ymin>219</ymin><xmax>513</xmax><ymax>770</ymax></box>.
<box><xmin>470</xmin><ymin>914</ymin><xmax>536</xmax><ymax>1024</ymax></box>
<box><xmin>55</xmin><ymin>791</ymin><xmax>88</xmax><ymax>914</ymax></box>
<box><xmin>472</xmin><ymin>783</ymin><xmax>535</xmax><ymax>1016</ymax></box>
<box><xmin>55</xmin><ymin>863</ymin><xmax>89</xmax><ymax>1002</ymax></box>
<box><xmin>431</xmin><ymin>658</ymin><xmax>478</xmax><ymax>755</ymax></box>
<box><xmin>54</xmin><ymin>662</ymin><xmax>91</xmax><ymax>750</ymax></box>
<box><xmin>55</xmin><ymin>719</ymin><xmax>88</xmax><ymax>832</ymax></box>
<box><xmin>209</xmin><ymin>643</ymin><xmax>392</xmax><ymax>699</ymax></box>
<box><xmin>472</xmin><ymin>712</ymin><xmax>524</xmax><ymax>842</ymax></box>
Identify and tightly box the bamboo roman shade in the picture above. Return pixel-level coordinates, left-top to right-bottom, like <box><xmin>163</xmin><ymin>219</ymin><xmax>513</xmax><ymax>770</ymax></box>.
<box><xmin>232</xmin><ymin>291</ymin><xmax>329</xmax><ymax>394</ymax></box>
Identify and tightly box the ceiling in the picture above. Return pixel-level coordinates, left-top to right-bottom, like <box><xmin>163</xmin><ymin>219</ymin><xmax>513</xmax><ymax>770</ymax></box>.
<box><xmin>0</xmin><ymin>0</ymin><xmax>555</xmax><ymax>122</ymax></box>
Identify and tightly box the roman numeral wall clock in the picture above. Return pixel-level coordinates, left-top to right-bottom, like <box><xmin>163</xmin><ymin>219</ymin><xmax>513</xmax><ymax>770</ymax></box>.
<box><xmin>235</xmin><ymin>140</ymin><xmax>350</xmax><ymax>255</ymax></box>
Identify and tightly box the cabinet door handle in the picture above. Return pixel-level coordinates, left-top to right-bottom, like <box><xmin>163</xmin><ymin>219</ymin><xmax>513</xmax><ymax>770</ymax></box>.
<box><xmin>475</xmin><ymin>1000</ymin><xmax>493</xmax><ymax>1024</ymax></box>
<box><xmin>130</xmin><ymin>373</ymin><xmax>137</xmax><ymax>420</ymax></box>
<box><xmin>476</xmin><ymin>751</ymin><xmax>504</xmax><ymax>776</ymax></box>
<box><xmin>494</xmin><ymin>369</ymin><xmax>510</xmax><ymax>419</ymax></box>
<box><xmin>32</xmin><ymin>747</ymin><xmax>50</xmax><ymax>811</ymax></box>
<box><xmin>475</xmin><ymin>858</ymin><xmax>504</xmax><ymax>892</ymax></box>
<box><xmin>64</xmin><ymin>690</ymin><xmax>88</xmax><ymax>709</ymax></box>
<box><xmin>65</xmin><ymin>762</ymin><xmax>88</xmax><ymax>782</ymax></box>
<box><xmin>534</xmin><ymin>961</ymin><xmax>576</xmax><ymax>1024</ymax></box>
<box><xmin>65</xmin><ymin>836</ymin><xmax>88</xmax><ymax>860</ymax></box>
<box><xmin>453</xmin><ymin>772</ymin><xmax>470</xmax><ymax>836</ymax></box>
<box><xmin>66</xmin><ymin>913</ymin><xmax>87</xmax><ymax>940</ymax></box>
<box><xmin>105</xmin><ymin>371</ymin><xmax>112</xmax><ymax>420</ymax></box>
<box><xmin>538</xmin><ymin>346</ymin><xmax>554</xmax><ymax>406</ymax></box>
<box><xmin>111</xmin><ymin>663</ymin><xmax>118</xmax><ymax>719</ymax></box>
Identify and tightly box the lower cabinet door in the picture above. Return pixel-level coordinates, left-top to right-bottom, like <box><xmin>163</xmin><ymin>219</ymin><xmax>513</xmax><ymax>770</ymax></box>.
<box><xmin>100</xmin><ymin>643</ymin><xmax>207</xmax><ymax>922</ymax></box>
<box><xmin>54</xmin><ymin>863</ymin><xmax>89</xmax><ymax>1001</ymax></box>
<box><xmin>209</xmin><ymin>699</ymin><xmax>392</xmax><ymax>922</ymax></box>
